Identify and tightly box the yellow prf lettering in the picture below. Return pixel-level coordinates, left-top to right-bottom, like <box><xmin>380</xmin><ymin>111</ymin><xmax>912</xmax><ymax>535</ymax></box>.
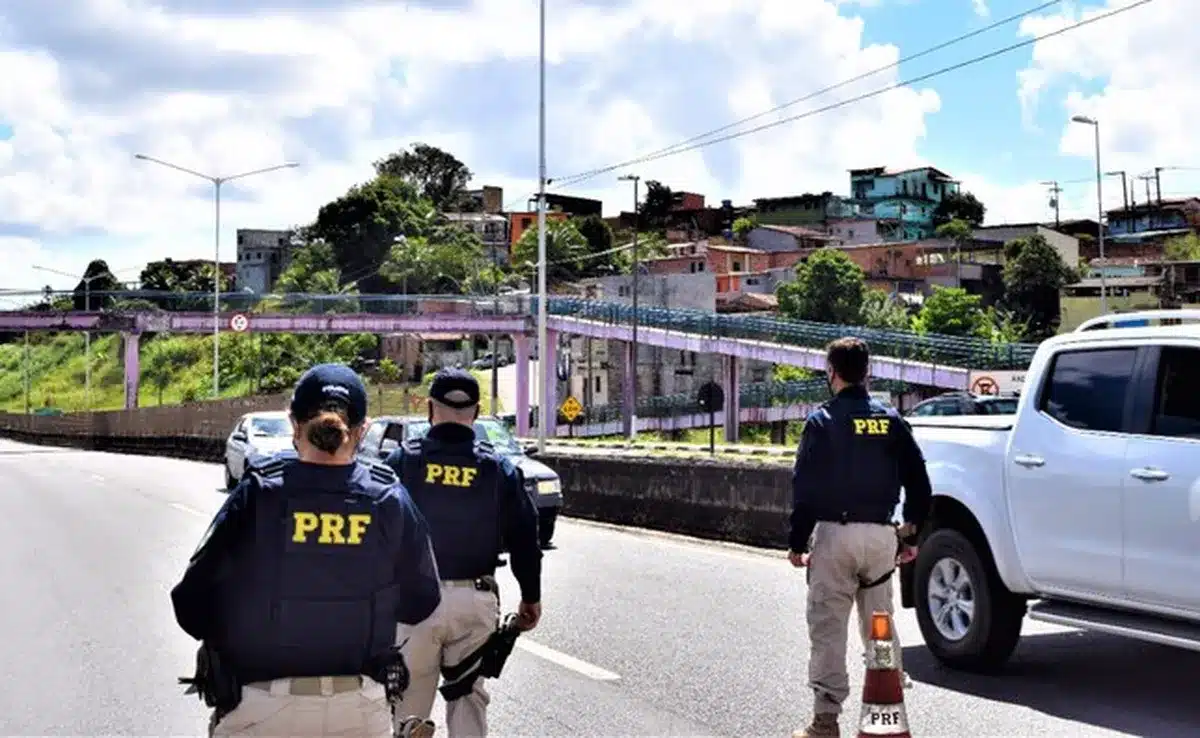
<box><xmin>854</xmin><ymin>417</ymin><xmax>891</xmax><ymax>435</ymax></box>
<box><xmin>318</xmin><ymin>513</ymin><xmax>345</xmax><ymax>544</ymax></box>
<box><xmin>292</xmin><ymin>512</ymin><xmax>319</xmax><ymax>542</ymax></box>
<box><xmin>292</xmin><ymin>512</ymin><xmax>372</xmax><ymax>545</ymax></box>
<box><xmin>425</xmin><ymin>463</ymin><xmax>443</xmax><ymax>483</ymax></box>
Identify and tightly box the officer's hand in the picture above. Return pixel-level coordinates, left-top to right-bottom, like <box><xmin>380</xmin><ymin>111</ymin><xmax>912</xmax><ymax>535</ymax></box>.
<box><xmin>896</xmin><ymin>523</ymin><xmax>917</xmax><ymax>540</ymax></box>
<box><xmin>788</xmin><ymin>550</ymin><xmax>811</xmax><ymax>568</ymax></box>
<box><xmin>516</xmin><ymin>601</ymin><xmax>541</xmax><ymax>631</ymax></box>
<box><xmin>896</xmin><ymin>545</ymin><xmax>919</xmax><ymax>565</ymax></box>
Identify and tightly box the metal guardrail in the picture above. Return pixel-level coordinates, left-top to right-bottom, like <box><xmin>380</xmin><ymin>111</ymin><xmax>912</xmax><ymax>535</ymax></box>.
<box><xmin>8</xmin><ymin>289</ymin><xmax>1039</xmax><ymax>369</ymax></box>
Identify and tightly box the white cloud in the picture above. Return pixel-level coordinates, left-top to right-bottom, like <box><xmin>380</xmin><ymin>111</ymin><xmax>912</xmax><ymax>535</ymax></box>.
<box><xmin>1008</xmin><ymin>0</ymin><xmax>1200</xmax><ymax>221</ymax></box>
<box><xmin>971</xmin><ymin>0</ymin><xmax>989</xmax><ymax>17</ymax></box>
<box><xmin>0</xmin><ymin>0</ymin><xmax>943</xmax><ymax>288</ymax></box>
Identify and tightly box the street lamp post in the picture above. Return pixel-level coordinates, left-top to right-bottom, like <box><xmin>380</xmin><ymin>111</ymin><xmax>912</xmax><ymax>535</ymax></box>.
<box><xmin>1071</xmin><ymin>115</ymin><xmax>1107</xmax><ymax>314</ymax></box>
<box><xmin>32</xmin><ymin>264</ymin><xmax>138</xmax><ymax>410</ymax></box>
<box><xmin>535</xmin><ymin>0</ymin><xmax>549</xmax><ymax>452</ymax></box>
<box><xmin>134</xmin><ymin>154</ymin><xmax>298</xmax><ymax>398</ymax></box>
<box><xmin>617</xmin><ymin>174</ymin><xmax>640</xmax><ymax>441</ymax></box>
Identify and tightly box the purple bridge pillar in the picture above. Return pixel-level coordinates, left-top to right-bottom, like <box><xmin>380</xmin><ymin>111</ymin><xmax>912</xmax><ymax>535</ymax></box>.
<box><xmin>723</xmin><ymin>355</ymin><xmax>740</xmax><ymax>443</ymax></box>
<box><xmin>621</xmin><ymin>341</ymin><xmax>635</xmax><ymax>438</ymax></box>
<box><xmin>541</xmin><ymin>328</ymin><xmax>558</xmax><ymax>437</ymax></box>
<box><xmin>514</xmin><ymin>335</ymin><xmax>531</xmax><ymax>436</ymax></box>
<box><xmin>123</xmin><ymin>332</ymin><xmax>140</xmax><ymax>410</ymax></box>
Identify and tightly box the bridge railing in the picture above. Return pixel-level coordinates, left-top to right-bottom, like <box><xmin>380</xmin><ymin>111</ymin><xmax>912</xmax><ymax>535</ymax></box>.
<box><xmin>537</xmin><ymin>297</ymin><xmax>1039</xmax><ymax>370</ymax></box>
<box><xmin>5</xmin><ymin>289</ymin><xmax>1039</xmax><ymax>369</ymax></box>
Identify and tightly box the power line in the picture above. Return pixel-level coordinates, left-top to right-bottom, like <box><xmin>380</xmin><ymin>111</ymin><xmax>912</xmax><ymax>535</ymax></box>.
<box><xmin>556</xmin><ymin>0</ymin><xmax>1064</xmax><ymax>188</ymax></box>
<box><xmin>550</xmin><ymin>0</ymin><xmax>1153</xmax><ymax>191</ymax></box>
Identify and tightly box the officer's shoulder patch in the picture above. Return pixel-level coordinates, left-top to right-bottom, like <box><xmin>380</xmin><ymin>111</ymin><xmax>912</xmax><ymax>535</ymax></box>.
<box><xmin>246</xmin><ymin>450</ymin><xmax>296</xmax><ymax>479</ymax></box>
<box><xmin>401</xmin><ymin>438</ymin><xmax>423</xmax><ymax>454</ymax></box>
<box><xmin>364</xmin><ymin>459</ymin><xmax>399</xmax><ymax>486</ymax></box>
<box><xmin>473</xmin><ymin>439</ymin><xmax>496</xmax><ymax>457</ymax></box>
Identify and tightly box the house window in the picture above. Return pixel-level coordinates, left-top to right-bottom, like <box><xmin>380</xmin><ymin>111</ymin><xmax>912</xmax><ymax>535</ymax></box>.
<box><xmin>746</xmin><ymin>277</ymin><xmax>761</xmax><ymax>286</ymax></box>
<box><xmin>921</xmin><ymin>182</ymin><xmax>928</xmax><ymax>198</ymax></box>
<box><xmin>733</xmin><ymin>261</ymin><xmax>742</xmax><ymax>272</ymax></box>
<box><xmin>698</xmin><ymin>261</ymin><xmax>705</xmax><ymax>271</ymax></box>
<box><xmin>848</xmin><ymin>229</ymin><xmax>855</xmax><ymax>239</ymax></box>
<box><xmin>901</xmin><ymin>180</ymin><xmax>909</xmax><ymax>195</ymax></box>
<box><xmin>619</xmin><ymin>286</ymin><xmax>630</xmax><ymax>296</ymax></box>
<box><xmin>521</xmin><ymin>217</ymin><xmax>532</xmax><ymax>229</ymax></box>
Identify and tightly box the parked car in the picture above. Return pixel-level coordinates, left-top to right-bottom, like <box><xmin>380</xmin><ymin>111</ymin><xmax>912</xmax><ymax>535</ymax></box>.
<box><xmin>470</xmin><ymin>352</ymin><xmax>509</xmax><ymax>370</ymax></box>
<box><xmin>906</xmin><ymin>391</ymin><xmax>1019</xmax><ymax>418</ymax></box>
<box><xmin>357</xmin><ymin>415</ymin><xmax>563</xmax><ymax>549</ymax></box>
<box><xmin>223</xmin><ymin>411</ymin><xmax>295</xmax><ymax>489</ymax></box>
<box><xmin>899</xmin><ymin>309</ymin><xmax>1200</xmax><ymax>671</ymax></box>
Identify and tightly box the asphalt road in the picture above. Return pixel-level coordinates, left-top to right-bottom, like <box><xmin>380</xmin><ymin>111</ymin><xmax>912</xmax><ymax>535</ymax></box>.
<box><xmin>3</xmin><ymin>438</ymin><xmax>1198</xmax><ymax>737</ymax></box>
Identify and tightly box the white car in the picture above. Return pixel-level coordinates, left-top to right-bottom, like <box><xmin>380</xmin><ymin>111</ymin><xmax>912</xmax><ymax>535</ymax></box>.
<box><xmin>224</xmin><ymin>411</ymin><xmax>295</xmax><ymax>489</ymax></box>
<box><xmin>899</xmin><ymin>309</ymin><xmax>1200</xmax><ymax>670</ymax></box>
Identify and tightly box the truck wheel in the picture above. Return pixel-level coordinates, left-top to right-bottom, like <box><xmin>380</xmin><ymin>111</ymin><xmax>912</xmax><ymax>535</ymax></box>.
<box><xmin>913</xmin><ymin>528</ymin><xmax>1025</xmax><ymax>672</ymax></box>
<box><xmin>538</xmin><ymin>507</ymin><xmax>558</xmax><ymax>549</ymax></box>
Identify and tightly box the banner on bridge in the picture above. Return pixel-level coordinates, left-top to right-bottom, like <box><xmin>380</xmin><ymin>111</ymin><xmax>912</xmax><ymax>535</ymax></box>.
<box><xmin>968</xmin><ymin>370</ymin><xmax>1026</xmax><ymax>396</ymax></box>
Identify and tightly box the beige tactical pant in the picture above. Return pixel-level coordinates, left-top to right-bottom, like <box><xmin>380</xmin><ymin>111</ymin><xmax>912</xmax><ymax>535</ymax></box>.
<box><xmin>395</xmin><ymin>580</ymin><xmax>501</xmax><ymax>737</ymax></box>
<box><xmin>806</xmin><ymin>521</ymin><xmax>903</xmax><ymax>716</ymax></box>
<box><xmin>209</xmin><ymin>676</ymin><xmax>392</xmax><ymax>737</ymax></box>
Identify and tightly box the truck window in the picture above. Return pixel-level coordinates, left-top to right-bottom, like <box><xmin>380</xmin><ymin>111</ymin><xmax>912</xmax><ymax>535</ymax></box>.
<box><xmin>1039</xmin><ymin>348</ymin><xmax>1137</xmax><ymax>433</ymax></box>
<box><xmin>1151</xmin><ymin>346</ymin><xmax>1200</xmax><ymax>439</ymax></box>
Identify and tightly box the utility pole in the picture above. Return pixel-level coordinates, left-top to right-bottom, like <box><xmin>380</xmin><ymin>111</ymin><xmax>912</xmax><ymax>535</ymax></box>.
<box><xmin>1072</xmin><ymin>115</ymin><xmax>1107</xmax><ymax>313</ymax></box>
<box><xmin>618</xmin><ymin>173</ymin><xmax>641</xmax><ymax>442</ymax></box>
<box><xmin>535</xmin><ymin>0</ymin><xmax>549</xmax><ymax>452</ymax></box>
<box><xmin>490</xmin><ymin>234</ymin><xmax>500</xmax><ymax>417</ymax></box>
<box><xmin>1105</xmin><ymin>170</ymin><xmax>1128</xmax><ymax>211</ymax></box>
<box><xmin>1040</xmin><ymin>180</ymin><xmax>1062</xmax><ymax>227</ymax></box>
<box><xmin>1154</xmin><ymin>166</ymin><xmax>1164</xmax><ymax>204</ymax></box>
<box><xmin>23</xmin><ymin>331</ymin><xmax>30</xmax><ymax>414</ymax></box>
<box><xmin>1137</xmin><ymin>173</ymin><xmax>1153</xmax><ymax>205</ymax></box>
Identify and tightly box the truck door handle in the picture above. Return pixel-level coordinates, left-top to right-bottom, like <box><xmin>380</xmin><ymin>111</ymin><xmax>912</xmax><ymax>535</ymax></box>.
<box><xmin>1129</xmin><ymin>467</ymin><xmax>1170</xmax><ymax>482</ymax></box>
<box><xmin>1013</xmin><ymin>454</ymin><xmax>1045</xmax><ymax>468</ymax></box>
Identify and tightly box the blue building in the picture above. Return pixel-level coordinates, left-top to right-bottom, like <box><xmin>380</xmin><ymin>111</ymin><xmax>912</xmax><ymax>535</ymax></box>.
<box><xmin>847</xmin><ymin>166</ymin><xmax>961</xmax><ymax>241</ymax></box>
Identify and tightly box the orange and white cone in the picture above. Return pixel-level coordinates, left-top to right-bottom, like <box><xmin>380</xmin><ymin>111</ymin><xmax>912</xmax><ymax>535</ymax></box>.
<box><xmin>857</xmin><ymin>612</ymin><xmax>912</xmax><ymax>737</ymax></box>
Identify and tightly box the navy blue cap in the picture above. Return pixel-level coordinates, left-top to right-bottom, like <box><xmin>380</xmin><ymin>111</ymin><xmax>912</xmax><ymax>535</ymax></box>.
<box><xmin>290</xmin><ymin>363</ymin><xmax>368</xmax><ymax>426</ymax></box>
<box><xmin>429</xmin><ymin>368</ymin><xmax>480</xmax><ymax>409</ymax></box>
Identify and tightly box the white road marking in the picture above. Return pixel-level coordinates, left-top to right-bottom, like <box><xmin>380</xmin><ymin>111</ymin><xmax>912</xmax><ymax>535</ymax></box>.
<box><xmin>515</xmin><ymin>638</ymin><xmax>621</xmax><ymax>681</ymax></box>
<box><xmin>169</xmin><ymin>502</ymin><xmax>207</xmax><ymax>517</ymax></box>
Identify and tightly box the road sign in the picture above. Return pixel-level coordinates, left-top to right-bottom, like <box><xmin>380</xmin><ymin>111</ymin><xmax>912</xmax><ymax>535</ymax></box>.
<box><xmin>696</xmin><ymin>381</ymin><xmax>724</xmax><ymax>413</ymax></box>
<box><xmin>229</xmin><ymin>313</ymin><xmax>250</xmax><ymax>333</ymax></box>
<box><xmin>968</xmin><ymin>370</ymin><xmax>1025</xmax><ymax>396</ymax></box>
<box><xmin>559</xmin><ymin>395</ymin><xmax>583</xmax><ymax>423</ymax></box>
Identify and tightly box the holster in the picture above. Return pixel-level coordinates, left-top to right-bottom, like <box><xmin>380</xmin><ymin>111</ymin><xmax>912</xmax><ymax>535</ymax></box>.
<box><xmin>365</xmin><ymin>643</ymin><xmax>411</xmax><ymax>704</ymax></box>
<box><xmin>438</xmin><ymin>613</ymin><xmax>521</xmax><ymax>701</ymax></box>
<box><xmin>179</xmin><ymin>642</ymin><xmax>242</xmax><ymax>717</ymax></box>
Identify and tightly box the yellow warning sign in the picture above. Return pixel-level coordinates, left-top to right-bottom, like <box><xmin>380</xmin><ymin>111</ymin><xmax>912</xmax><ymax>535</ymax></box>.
<box><xmin>559</xmin><ymin>395</ymin><xmax>583</xmax><ymax>423</ymax></box>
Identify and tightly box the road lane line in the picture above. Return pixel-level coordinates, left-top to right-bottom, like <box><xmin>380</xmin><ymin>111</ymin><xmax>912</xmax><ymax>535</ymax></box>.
<box><xmin>169</xmin><ymin>502</ymin><xmax>207</xmax><ymax>517</ymax></box>
<box><xmin>516</xmin><ymin>638</ymin><xmax>621</xmax><ymax>681</ymax></box>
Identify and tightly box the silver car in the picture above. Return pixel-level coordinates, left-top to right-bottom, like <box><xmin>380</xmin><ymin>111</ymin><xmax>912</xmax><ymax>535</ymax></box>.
<box><xmin>224</xmin><ymin>411</ymin><xmax>295</xmax><ymax>489</ymax></box>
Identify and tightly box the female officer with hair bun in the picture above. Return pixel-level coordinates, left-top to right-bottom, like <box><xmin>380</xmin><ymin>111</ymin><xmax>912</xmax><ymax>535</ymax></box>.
<box><xmin>172</xmin><ymin>363</ymin><xmax>442</xmax><ymax>738</ymax></box>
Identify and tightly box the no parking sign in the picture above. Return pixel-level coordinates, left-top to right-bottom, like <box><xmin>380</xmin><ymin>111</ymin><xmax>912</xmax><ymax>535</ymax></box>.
<box><xmin>229</xmin><ymin>313</ymin><xmax>250</xmax><ymax>332</ymax></box>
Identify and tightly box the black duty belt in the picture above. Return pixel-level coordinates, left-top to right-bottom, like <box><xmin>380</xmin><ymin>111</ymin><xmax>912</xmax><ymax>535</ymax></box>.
<box><xmin>819</xmin><ymin>510</ymin><xmax>894</xmax><ymax>525</ymax></box>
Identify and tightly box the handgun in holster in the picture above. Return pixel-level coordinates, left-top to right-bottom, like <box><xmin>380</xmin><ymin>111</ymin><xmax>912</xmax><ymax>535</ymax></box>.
<box><xmin>438</xmin><ymin>613</ymin><xmax>522</xmax><ymax>701</ymax></box>
<box><xmin>365</xmin><ymin>641</ymin><xmax>412</xmax><ymax>704</ymax></box>
<box><xmin>179</xmin><ymin>642</ymin><xmax>242</xmax><ymax>718</ymax></box>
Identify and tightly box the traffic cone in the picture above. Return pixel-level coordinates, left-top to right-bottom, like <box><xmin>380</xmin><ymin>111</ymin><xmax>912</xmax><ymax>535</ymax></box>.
<box><xmin>857</xmin><ymin>612</ymin><xmax>911</xmax><ymax>737</ymax></box>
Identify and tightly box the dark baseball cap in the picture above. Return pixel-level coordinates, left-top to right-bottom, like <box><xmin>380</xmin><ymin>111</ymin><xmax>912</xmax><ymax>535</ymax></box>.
<box><xmin>429</xmin><ymin>368</ymin><xmax>480</xmax><ymax>409</ymax></box>
<box><xmin>290</xmin><ymin>363</ymin><xmax>368</xmax><ymax>426</ymax></box>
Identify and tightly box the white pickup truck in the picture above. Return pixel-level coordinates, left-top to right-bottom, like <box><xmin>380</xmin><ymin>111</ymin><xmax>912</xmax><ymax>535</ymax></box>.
<box><xmin>899</xmin><ymin>309</ymin><xmax>1200</xmax><ymax>670</ymax></box>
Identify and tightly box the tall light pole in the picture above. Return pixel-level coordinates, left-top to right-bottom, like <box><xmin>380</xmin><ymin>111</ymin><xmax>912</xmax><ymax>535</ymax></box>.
<box><xmin>535</xmin><ymin>0</ymin><xmax>549</xmax><ymax>452</ymax></box>
<box><xmin>134</xmin><ymin>154</ymin><xmax>298</xmax><ymax>398</ymax></box>
<box><xmin>32</xmin><ymin>263</ymin><xmax>139</xmax><ymax>410</ymax></box>
<box><xmin>1071</xmin><ymin>115</ymin><xmax>1107</xmax><ymax>314</ymax></box>
<box><xmin>618</xmin><ymin>173</ymin><xmax>640</xmax><ymax>441</ymax></box>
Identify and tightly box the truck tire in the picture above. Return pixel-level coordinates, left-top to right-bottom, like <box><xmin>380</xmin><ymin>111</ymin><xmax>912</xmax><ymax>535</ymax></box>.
<box><xmin>913</xmin><ymin>528</ymin><xmax>1025</xmax><ymax>672</ymax></box>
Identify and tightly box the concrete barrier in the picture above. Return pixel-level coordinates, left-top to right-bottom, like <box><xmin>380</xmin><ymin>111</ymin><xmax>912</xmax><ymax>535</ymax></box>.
<box><xmin>0</xmin><ymin>405</ymin><xmax>794</xmax><ymax>549</ymax></box>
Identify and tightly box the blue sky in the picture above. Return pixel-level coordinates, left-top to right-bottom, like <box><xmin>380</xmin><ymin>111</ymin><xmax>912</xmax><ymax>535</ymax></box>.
<box><xmin>0</xmin><ymin>0</ymin><xmax>1194</xmax><ymax>296</ymax></box>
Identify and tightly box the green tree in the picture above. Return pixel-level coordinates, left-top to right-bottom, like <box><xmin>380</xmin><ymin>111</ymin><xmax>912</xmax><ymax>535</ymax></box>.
<box><xmin>640</xmin><ymin>180</ymin><xmax>680</xmax><ymax>230</ymax></box>
<box><xmin>513</xmin><ymin>219</ymin><xmax>589</xmax><ymax>282</ymax></box>
<box><xmin>934</xmin><ymin>217</ymin><xmax>974</xmax><ymax>276</ymax></box>
<box><xmin>575</xmin><ymin>215</ymin><xmax>617</xmax><ymax>276</ymax></box>
<box><xmin>860</xmin><ymin>289</ymin><xmax>912</xmax><ymax>330</ymax></box>
<box><xmin>373</xmin><ymin>143</ymin><xmax>474</xmax><ymax>212</ymax></box>
<box><xmin>309</xmin><ymin>175</ymin><xmax>436</xmax><ymax>293</ymax></box>
<box><xmin>1164</xmin><ymin>232</ymin><xmax>1200</xmax><ymax>261</ymax></box>
<box><xmin>378</xmin><ymin>232</ymin><xmax>485</xmax><ymax>295</ymax></box>
<box><xmin>1003</xmin><ymin>234</ymin><xmax>1073</xmax><ymax>340</ymax></box>
<box><xmin>73</xmin><ymin>259</ymin><xmax>123</xmax><ymax>311</ymax></box>
<box><xmin>912</xmin><ymin>286</ymin><xmax>987</xmax><ymax>337</ymax></box>
<box><xmin>932</xmin><ymin>191</ymin><xmax>986</xmax><ymax>228</ymax></box>
<box><xmin>732</xmin><ymin>217</ymin><xmax>756</xmax><ymax>241</ymax></box>
<box><xmin>612</xmin><ymin>231</ymin><xmax>669</xmax><ymax>273</ymax></box>
<box><xmin>776</xmin><ymin>249</ymin><xmax>866</xmax><ymax>324</ymax></box>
